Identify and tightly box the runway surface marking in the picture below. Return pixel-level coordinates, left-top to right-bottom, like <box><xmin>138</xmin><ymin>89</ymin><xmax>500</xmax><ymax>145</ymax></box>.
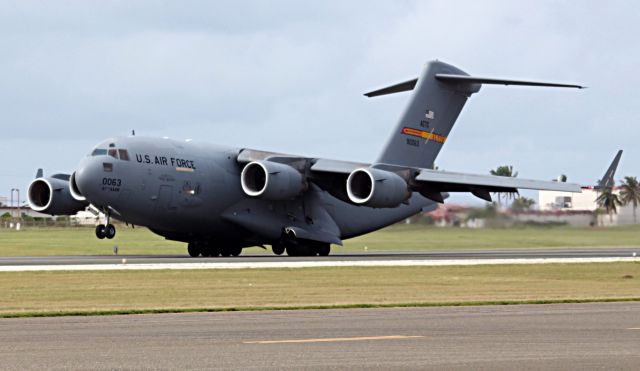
<box><xmin>628</xmin><ymin>327</ymin><xmax>640</xmax><ymax>330</ymax></box>
<box><xmin>0</xmin><ymin>256</ymin><xmax>637</xmax><ymax>272</ymax></box>
<box><xmin>243</xmin><ymin>335</ymin><xmax>424</xmax><ymax>344</ymax></box>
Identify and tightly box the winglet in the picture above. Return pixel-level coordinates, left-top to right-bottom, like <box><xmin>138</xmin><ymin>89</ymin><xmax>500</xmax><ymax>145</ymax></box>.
<box><xmin>595</xmin><ymin>150</ymin><xmax>623</xmax><ymax>189</ymax></box>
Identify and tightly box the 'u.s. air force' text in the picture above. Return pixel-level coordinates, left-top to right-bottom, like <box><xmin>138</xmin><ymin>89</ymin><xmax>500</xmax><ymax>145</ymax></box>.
<box><xmin>135</xmin><ymin>154</ymin><xmax>197</xmax><ymax>169</ymax></box>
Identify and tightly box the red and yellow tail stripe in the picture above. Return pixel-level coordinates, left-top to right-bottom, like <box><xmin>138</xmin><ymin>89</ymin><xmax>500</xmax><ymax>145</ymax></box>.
<box><xmin>401</xmin><ymin>127</ymin><xmax>447</xmax><ymax>144</ymax></box>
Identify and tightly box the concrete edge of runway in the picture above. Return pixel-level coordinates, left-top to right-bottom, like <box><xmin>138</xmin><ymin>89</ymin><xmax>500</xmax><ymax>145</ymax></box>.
<box><xmin>1</xmin><ymin>256</ymin><xmax>638</xmax><ymax>272</ymax></box>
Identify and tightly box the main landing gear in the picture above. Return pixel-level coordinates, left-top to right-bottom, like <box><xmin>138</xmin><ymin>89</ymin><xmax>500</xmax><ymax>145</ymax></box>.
<box><xmin>272</xmin><ymin>240</ymin><xmax>331</xmax><ymax>256</ymax></box>
<box><xmin>95</xmin><ymin>211</ymin><xmax>116</xmax><ymax>239</ymax></box>
<box><xmin>187</xmin><ymin>241</ymin><xmax>242</xmax><ymax>258</ymax></box>
<box><xmin>275</xmin><ymin>229</ymin><xmax>331</xmax><ymax>256</ymax></box>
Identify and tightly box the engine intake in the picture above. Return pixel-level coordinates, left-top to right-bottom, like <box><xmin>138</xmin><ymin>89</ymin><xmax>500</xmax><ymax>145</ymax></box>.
<box><xmin>346</xmin><ymin>168</ymin><xmax>410</xmax><ymax>208</ymax></box>
<box><xmin>241</xmin><ymin>161</ymin><xmax>305</xmax><ymax>200</ymax></box>
<box><xmin>28</xmin><ymin>177</ymin><xmax>88</xmax><ymax>215</ymax></box>
<box><xmin>68</xmin><ymin>171</ymin><xmax>86</xmax><ymax>201</ymax></box>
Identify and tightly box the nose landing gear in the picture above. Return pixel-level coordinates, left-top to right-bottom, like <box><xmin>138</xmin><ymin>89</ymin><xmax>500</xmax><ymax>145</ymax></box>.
<box><xmin>95</xmin><ymin>223</ymin><xmax>116</xmax><ymax>239</ymax></box>
<box><xmin>95</xmin><ymin>211</ymin><xmax>116</xmax><ymax>239</ymax></box>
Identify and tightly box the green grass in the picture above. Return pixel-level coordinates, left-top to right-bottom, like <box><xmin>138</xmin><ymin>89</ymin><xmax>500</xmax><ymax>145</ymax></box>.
<box><xmin>0</xmin><ymin>224</ymin><xmax>639</xmax><ymax>256</ymax></box>
<box><xmin>0</xmin><ymin>263</ymin><xmax>638</xmax><ymax>317</ymax></box>
<box><xmin>0</xmin><ymin>226</ymin><xmax>184</xmax><ymax>256</ymax></box>
<box><xmin>348</xmin><ymin>223</ymin><xmax>640</xmax><ymax>251</ymax></box>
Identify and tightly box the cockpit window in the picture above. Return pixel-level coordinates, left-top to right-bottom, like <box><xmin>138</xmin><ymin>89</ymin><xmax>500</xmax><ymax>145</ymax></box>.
<box><xmin>91</xmin><ymin>145</ymin><xmax>129</xmax><ymax>161</ymax></box>
<box><xmin>118</xmin><ymin>149</ymin><xmax>130</xmax><ymax>161</ymax></box>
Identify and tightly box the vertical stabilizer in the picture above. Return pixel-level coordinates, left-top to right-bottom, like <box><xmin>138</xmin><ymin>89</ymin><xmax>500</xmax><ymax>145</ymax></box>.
<box><xmin>595</xmin><ymin>150</ymin><xmax>623</xmax><ymax>189</ymax></box>
<box><xmin>373</xmin><ymin>61</ymin><xmax>479</xmax><ymax>169</ymax></box>
<box><xmin>367</xmin><ymin>61</ymin><xmax>584</xmax><ymax>170</ymax></box>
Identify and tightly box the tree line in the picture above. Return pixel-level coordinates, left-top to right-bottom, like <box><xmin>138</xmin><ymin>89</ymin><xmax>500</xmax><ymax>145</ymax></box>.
<box><xmin>489</xmin><ymin>165</ymin><xmax>640</xmax><ymax>223</ymax></box>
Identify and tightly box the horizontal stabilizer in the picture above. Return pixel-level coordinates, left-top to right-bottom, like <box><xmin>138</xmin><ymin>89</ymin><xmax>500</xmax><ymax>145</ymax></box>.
<box><xmin>364</xmin><ymin>74</ymin><xmax>584</xmax><ymax>97</ymax></box>
<box><xmin>434</xmin><ymin>74</ymin><xmax>585</xmax><ymax>89</ymax></box>
<box><xmin>364</xmin><ymin>78</ymin><xmax>417</xmax><ymax>97</ymax></box>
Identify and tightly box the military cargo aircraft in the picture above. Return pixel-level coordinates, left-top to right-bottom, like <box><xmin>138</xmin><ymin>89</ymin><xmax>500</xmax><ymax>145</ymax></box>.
<box><xmin>28</xmin><ymin>60</ymin><xmax>584</xmax><ymax>257</ymax></box>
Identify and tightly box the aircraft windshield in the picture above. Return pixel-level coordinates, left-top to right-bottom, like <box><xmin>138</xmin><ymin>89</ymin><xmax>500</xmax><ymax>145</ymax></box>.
<box><xmin>90</xmin><ymin>147</ymin><xmax>130</xmax><ymax>161</ymax></box>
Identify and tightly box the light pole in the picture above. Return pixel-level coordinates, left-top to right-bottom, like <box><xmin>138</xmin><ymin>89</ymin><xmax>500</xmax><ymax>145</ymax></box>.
<box><xmin>10</xmin><ymin>188</ymin><xmax>20</xmax><ymax>219</ymax></box>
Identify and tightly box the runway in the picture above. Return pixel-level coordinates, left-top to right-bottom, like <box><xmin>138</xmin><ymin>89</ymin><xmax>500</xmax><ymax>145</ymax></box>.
<box><xmin>0</xmin><ymin>247</ymin><xmax>637</xmax><ymax>271</ymax></box>
<box><xmin>1</xmin><ymin>302</ymin><xmax>638</xmax><ymax>370</ymax></box>
<box><xmin>1</xmin><ymin>247</ymin><xmax>638</xmax><ymax>266</ymax></box>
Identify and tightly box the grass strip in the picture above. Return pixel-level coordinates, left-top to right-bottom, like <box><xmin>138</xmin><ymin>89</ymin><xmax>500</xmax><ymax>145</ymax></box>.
<box><xmin>2</xmin><ymin>297</ymin><xmax>640</xmax><ymax>319</ymax></box>
<box><xmin>1</xmin><ymin>224</ymin><xmax>640</xmax><ymax>256</ymax></box>
<box><xmin>1</xmin><ymin>263</ymin><xmax>638</xmax><ymax>318</ymax></box>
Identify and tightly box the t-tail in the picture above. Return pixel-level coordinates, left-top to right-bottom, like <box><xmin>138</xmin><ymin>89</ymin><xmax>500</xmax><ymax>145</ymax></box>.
<box><xmin>367</xmin><ymin>60</ymin><xmax>584</xmax><ymax>169</ymax></box>
<box><xmin>594</xmin><ymin>150</ymin><xmax>623</xmax><ymax>189</ymax></box>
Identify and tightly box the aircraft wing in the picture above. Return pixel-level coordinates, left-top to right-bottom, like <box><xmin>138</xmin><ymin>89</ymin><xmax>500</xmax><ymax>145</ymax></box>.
<box><xmin>413</xmin><ymin>168</ymin><xmax>580</xmax><ymax>202</ymax></box>
<box><xmin>414</xmin><ymin>168</ymin><xmax>580</xmax><ymax>192</ymax></box>
<box><xmin>310</xmin><ymin>159</ymin><xmax>580</xmax><ymax>202</ymax></box>
<box><xmin>237</xmin><ymin>148</ymin><xmax>581</xmax><ymax>203</ymax></box>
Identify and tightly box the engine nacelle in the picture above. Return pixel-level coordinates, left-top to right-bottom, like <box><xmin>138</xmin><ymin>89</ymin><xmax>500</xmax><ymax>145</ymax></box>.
<box><xmin>346</xmin><ymin>168</ymin><xmax>410</xmax><ymax>208</ymax></box>
<box><xmin>241</xmin><ymin>161</ymin><xmax>305</xmax><ymax>200</ymax></box>
<box><xmin>28</xmin><ymin>176</ymin><xmax>89</xmax><ymax>215</ymax></box>
<box><xmin>68</xmin><ymin>171</ymin><xmax>86</xmax><ymax>201</ymax></box>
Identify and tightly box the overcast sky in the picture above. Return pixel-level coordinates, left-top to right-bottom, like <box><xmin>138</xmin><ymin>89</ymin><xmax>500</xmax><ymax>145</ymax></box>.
<box><xmin>1</xmin><ymin>0</ymin><xmax>638</xmax><ymax>206</ymax></box>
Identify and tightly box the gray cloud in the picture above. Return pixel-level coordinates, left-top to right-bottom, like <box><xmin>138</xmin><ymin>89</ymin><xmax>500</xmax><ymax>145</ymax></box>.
<box><xmin>1</xmin><ymin>0</ymin><xmax>638</xmax><ymax>205</ymax></box>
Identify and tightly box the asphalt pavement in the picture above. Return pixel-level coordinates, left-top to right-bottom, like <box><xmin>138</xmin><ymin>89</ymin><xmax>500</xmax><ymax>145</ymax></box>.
<box><xmin>0</xmin><ymin>247</ymin><xmax>638</xmax><ymax>266</ymax></box>
<box><xmin>1</xmin><ymin>302</ymin><xmax>639</xmax><ymax>370</ymax></box>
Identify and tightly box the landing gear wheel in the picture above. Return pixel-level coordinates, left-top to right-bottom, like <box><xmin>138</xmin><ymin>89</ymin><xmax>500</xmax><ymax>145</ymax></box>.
<box><xmin>272</xmin><ymin>244</ymin><xmax>285</xmax><ymax>256</ymax></box>
<box><xmin>230</xmin><ymin>246</ymin><xmax>242</xmax><ymax>257</ymax></box>
<box><xmin>203</xmin><ymin>244</ymin><xmax>221</xmax><ymax>257</ymax></box>
<box><xmin>285</xmin><ymin>246</ymin><xmax>298</xmax><ymax>257</ymax></box>
<box><xmin>220</xmin><ymin>248</ymin><xmax>231</xmax><ymax>257</ymax></box>
<box><xmin>316</xmin><ymin>243</ymin><xmax>331</xmax><ymax>256</ymax></box>
<box><xmin>105</xmin><ymin>224</ymin><xmax>116</xmax><ymax>239</ymax></box>
<box><xmin>95</xmin><ymin>224</ymin><xmax>106</xmax><ymax>239</ymax></box>
<box><xmin>286</xmin><ymin>245</ymin><xmax>314</xmax><ymax>256</ymax></box>
<box><xmin>187</xmin><ymin>242</ymin><xmax>201</xmax><ymax>257</ymax></box>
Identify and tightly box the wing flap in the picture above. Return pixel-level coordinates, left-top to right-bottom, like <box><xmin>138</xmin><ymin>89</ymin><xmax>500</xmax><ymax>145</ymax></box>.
<box><xmin>310</xmin><ymin>158</ymin><xmax>368</xmax><ymax>174</ymax></box>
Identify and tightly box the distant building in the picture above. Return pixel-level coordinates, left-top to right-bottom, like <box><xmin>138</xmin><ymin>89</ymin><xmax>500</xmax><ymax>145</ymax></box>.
<box><xmin>427</xmin><ymin>204</ymin><xmax>469</xmax><ymax>227</ymax></box>
<box><xmin>0</xmin><ymin>201</ymin><xmax>103</xmax><ymax>227</ymax></box>
<box><xmin>539</xmin><ymin>187</ymin><xmax>636</xmax><ymax>225</ymax></box>
<box><xmin>0</xmin><ymin>205</ymin><xmax>52</xmax><ymax>219</ymax></box>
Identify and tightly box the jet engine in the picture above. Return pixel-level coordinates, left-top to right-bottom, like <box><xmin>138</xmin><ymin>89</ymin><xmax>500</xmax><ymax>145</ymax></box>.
<box><xmin>28</xmin><ymin>176</ymin><xmax>89</xmax><ymax>215</ymax></box>
<box><xmin>240</xmin><ymin>161</ymin><xmax>305</xmax><ymax>200</ymax></box>
<box><xmin>68</xmin><ymin>171</ymin><xmax>86</xmax><ymax>201</ymax></box>
<box><xmin>346</xmin><ymin>168</ymin><xmax>410</xmax><ymax>208</ymax></box>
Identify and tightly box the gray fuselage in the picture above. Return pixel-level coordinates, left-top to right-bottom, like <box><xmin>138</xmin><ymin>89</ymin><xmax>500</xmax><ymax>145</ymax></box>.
<box><xmin>72</xmin><ymin>136</ymin><xmax>435</xmax><ymax>247</ymax></box>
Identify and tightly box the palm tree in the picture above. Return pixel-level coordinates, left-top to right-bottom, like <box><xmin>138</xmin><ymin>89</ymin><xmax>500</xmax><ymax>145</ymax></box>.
<box><xmin>511</xmin><ymin>196</ymin><xmax>535</xmax><ymax>212</ymax></box>
<box><xmin>490</xmin><ymin>165</ymin><xmax>518</xmax><ymax>206</ymax></box>
<box><xmin>596</xmin><ymin>188</ymin><xmax>622</xmax><ymax>223</ymax></box>
<box><xmin>619</xmin><ymin>176</ymin><xmax>640</xmax><ymax>223</ymax></box>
